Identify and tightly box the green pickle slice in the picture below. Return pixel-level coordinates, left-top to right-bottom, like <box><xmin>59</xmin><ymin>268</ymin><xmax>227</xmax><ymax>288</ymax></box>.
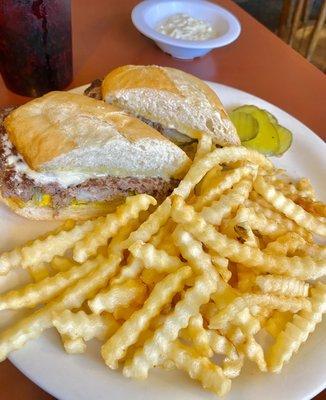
<box><xmin>230</xmin><ymin>110</ymin><xmax>259</xmax><ymax>141</ymax></box>
<box><xmin>240</xmin><ymin>109</ymin><xmax>279</xmax><ymax>156</ymax></box>
<box><xmin>274</xmin><ymin>125</ymin><xmax>293</xmax><ymax>155</ymax></box>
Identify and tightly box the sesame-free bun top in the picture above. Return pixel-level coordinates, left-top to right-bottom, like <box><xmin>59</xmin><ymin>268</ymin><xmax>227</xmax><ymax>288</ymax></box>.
<box><xmin>101</xmin><ymin>65</ymin><xmax>240</xmax><ymax>147</ymax></box>
<box><xmin>4</xmin><ymin>91</ymin><xmax>190</xmax><ymax>179</ymax></box>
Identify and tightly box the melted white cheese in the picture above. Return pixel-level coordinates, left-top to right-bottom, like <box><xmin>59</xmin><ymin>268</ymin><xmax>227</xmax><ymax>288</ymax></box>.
<box><xmin>156</xmin><ymin>13</ymin><xmax>215</xmax><ymax>41</ymax></box>
<box><xmin>2</xmin><ymin>133</ymin><xmax>107</xmax><ymax>188</ymax></box>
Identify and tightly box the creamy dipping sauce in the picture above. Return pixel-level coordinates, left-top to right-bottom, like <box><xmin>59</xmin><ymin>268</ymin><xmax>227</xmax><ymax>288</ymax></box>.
<box><xmin>156</xmin><ymin>13</ymin><xmax>215</xmax><ymax>41</ymax></box>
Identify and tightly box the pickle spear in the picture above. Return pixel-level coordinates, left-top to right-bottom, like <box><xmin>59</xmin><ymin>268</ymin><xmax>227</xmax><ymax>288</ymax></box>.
<box><xmin>230</xmin><ymin>110</ymin><xmax>259</xmax><ymax>141</ymax></box>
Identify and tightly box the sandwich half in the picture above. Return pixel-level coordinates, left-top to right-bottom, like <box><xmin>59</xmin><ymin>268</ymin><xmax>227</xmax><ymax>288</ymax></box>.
<box><xmin>84</xmin><ymin>65</ymin><xmax>240</xmax><ymax>150</ymax></box>
<box><xmin>0</xmin><ymin>92</ymin><xmax>190</xmax><ymax>220</ymax></box>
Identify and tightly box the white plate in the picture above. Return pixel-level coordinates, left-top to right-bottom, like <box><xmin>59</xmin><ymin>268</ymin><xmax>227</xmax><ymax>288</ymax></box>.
<box><xmin>1</xmin><ymin>82</ymin><xmax>325</xmax><ymax>400</ymax></box>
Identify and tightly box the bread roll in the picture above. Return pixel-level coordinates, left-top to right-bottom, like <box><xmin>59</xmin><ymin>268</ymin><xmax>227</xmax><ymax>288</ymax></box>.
<box><xmin>101</xmin><ymin>65</ymin><xmax>240</xmax><ymax>147</ymax></box>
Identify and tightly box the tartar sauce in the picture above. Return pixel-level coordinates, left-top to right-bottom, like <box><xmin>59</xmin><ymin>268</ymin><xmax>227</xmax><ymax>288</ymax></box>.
<box><xmin>156</xmin><ymin>13</ymin><xmax>215</xmax><ymax>41</ymax></box>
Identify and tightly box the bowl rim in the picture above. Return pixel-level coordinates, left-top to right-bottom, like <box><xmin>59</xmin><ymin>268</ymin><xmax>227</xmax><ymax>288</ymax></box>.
<box><xmin>131</xmin><ymin>0</ymin><xmax>241</xmax><ymax>49</ymax></box>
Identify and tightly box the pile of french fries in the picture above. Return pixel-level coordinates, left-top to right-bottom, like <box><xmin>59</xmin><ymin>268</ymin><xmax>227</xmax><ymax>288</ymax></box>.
<box><xmin>0</xmin><ymin>140</ymin><xmax>325</xmax><ymax>397</ymax></box>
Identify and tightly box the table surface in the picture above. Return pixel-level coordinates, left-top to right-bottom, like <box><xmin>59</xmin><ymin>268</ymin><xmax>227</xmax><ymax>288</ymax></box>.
<box><xmin>0</xmin><ymin>0</ymin><xmax>325</xmax><ymax>399</ymax></box>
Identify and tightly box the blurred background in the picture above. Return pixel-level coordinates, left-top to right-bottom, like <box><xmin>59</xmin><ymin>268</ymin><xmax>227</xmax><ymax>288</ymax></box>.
<box><xmin>235</xmin><ymin>0</ymin><xmax>325</xmax><ymax>71</ymax></box>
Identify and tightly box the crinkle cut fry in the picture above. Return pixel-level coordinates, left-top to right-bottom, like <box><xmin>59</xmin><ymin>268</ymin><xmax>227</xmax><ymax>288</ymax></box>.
<box><xmin>123</xmin><ymin>198</ymin><xmax>171</xmax><ymax>249</ymax></box>
<box><xmin>180</xmin><ymin>314</ymin><xmax>213</xmax><ymax>357</ymax></box>
<box><xmin>88</xmin><ymin>279</ymin><xmax>147</xmax><ymax>314</ymax></box>
<box><xmin>209</xmin><ymin>293</ymin><xmax>311</xmax><ymax>330</ymax></box>
<box><xmin>27</xmin><ymin>262</ymin><xmax>50</xmax><ymax>282</ymax></box>
<box><xmin>166</xmin><ymin>341</ymin><xmax>232</xmax><ymax>397</ymax></box>
<box><xmin>266</xmin><ymin>282</ymin><xmax>326</xmax><ymax>373</ymax></box>
<box><xmin>220</xmin><ymin>324</ymin><xmax>266</xmax><ymax>372</ymax></box>
<box><xmin>264</xmin><ymin>311</ymin><xmax>293</xmax><ymax>338</ymax></box>
<box><xmin>61</xmin><ymin>335</ymin><xmax>86</xmax><ymax>354</ymax></box>
<box><xmin>170</xmin><ymin>196</ymin><xmax>326</xmax><ymax>280</ymax></box>
<box><xmin>200</xmin><ymin>178</ymin><xmax>254</xmax><ymax>226</ymax></box>
<box><xmin>0</xmin><ymin>218</ymin><xmax>99</xmax><ymax>275</ymax></box>
<box><xmin>255</xmin><ymin>274</ymin><xmax>309</xmax><ymax>297</ymax></box>
<box><xmin>194</xmin><ymin>134</ymin><xmax>213</xmax><ymax>161</ymax></box>
<box><xmin>123</xmin><ymin>230</ymin><xmax>220</xmax><ymax>379</ymax></box>
<box><xmin>0</xmin><ymin>254</ymin><xmax>120</xmax><ymax>362</ymax></box>
<box><xmin>129</xmin><ymin>241</ymin><xmax>183</xmax><ymax>273</ymax></box>
<box><xmin>174</xmin><ymin>146</ymin><xmax>272</xmax><ymax>199</ymax></box>
<box><xmin>254</xmin><ymin>176</ymin><xmax>326</xmax><ymax>236</ymax></box>
<box><xmin>110</xmin><ymin>256</ymin><xmax>143</xmax><ymax>286</ymax></box>
<box><xmin>52</xmin><ymin>310</ymin><xmax>120</xmax><ymax>341</ymax></box>
<box><xmin>264</xmin><ymin>232</ymin><xmax>308</xmax><ymax>255</ymax></box>
<box><xmin>101</xmin><ymin>265</ymin><xmax>192</xmax><ymax>369</ymax></box>
<box><xmin>0</xmin><ymin>256</ymin><xmax>104</xmax><ymax>311</ymax></box>
<box><xmin>194</xmin><ymin>164</ymin><xmax>258</xmax><ymax>211</ymax></box>
<box><xmin>73</xmin><ymin>194</ymin><xmax>156</xmax><ymax>262</ymax></box>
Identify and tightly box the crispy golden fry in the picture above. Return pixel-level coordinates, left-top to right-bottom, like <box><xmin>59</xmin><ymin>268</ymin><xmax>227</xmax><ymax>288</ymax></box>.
<box><xmin>299</xmin><ymin>244</ymin><xmax>326</xmax><ymax>259</ymax></box>
<box><xmin>0</xmin><ymin>221</ymin><xmax>75</xmax><ymax>275</ymax></box>
<box><xmin>88</xmin><ymin>279</ymin><xmax>147</xmax><ymax>314</ymax></box>
<box><xmin>222</xmin><ymin>325</ymin><xmax>266</xmax><ymax>372</ymax></box>
<box><xmin>264</xmin><ymin>232</ymin><xmax>307</xmax><ymax>255</ymax></box>
<box><xmin>165</xmin><ymin>341</ymin><xmax>231</xmax><ymax>397</ymax></box>
<box><xmin>246</xmin><ymin>197</ymin><xmax>312</xmax><ymax>240</ymax></box>
<box><xmin>195</xmin><ymin>165</ymin><xmax>257</xmax><ymax>211</ymax></box>
<box><xmin>289</xmin><ymin>196</ymin><xmax>326</xmax><ymax>218</ymax></box>
<box><xmin>107</xmin><ymin>217</ymin><xmax>143</xmax><ymax>255</ymax></box>
<box><xmin>53</xmin><ymin>310</ymin><xmax>119</xmax><ymax>341</ymax></box>
<box><xmin>123</xmin><ymin>232</ymin><xmax>219</xmax><ymax>379</ymax></box>
<box><xmin>296</xmin><ymin>178</ymin><xmax>315</xmax><ymax>199</ymax></box>
<box><xmin>264</xmin><ymin>311</ymin><xmax>293</xmax><ymax>338</ymax></box>
<box><xmin>171</xmin><ymin>196</ymin><xmax>326</xmax><ymax>279</ymax></box>
<box><xmin>110</xmin><ymin>257</ymin><xmax>143</xmax><ymax>286</ymax></box>
<box><xmin>113</xmin><ymin>305</ymin><xmax>141</xmax><ymax>321</ymax></box>
<box><xmin>209</xmin><ymin>251</ymin><xmax>231</xmax><ymax>282</ymax></box>
<box><xmin>232</xmin><ymin>307</ymin><xmax>261</xmax><ymax>336</ymax></box>
<box><xmin>237</xmin><ymin>264</ymin><xmax>256</xmax><ymax>292</ymax></box>
<box><xmin>194</xmin><ymin>135</ymin><xmax>213</xmax><ymax>161</ymax></box>
<box><xmin>149</xmin><ymin>219</ymin><xmax>175</xmax><ymax>247</ymax></box>
<box><xmin>157</xmin><ymin>239</ymin><xmax>180</xmax><ymax>257</ymax></box>
<box><xmin>196</xmin><ymin>165</ymin><xmax>222</xmax><ymax>197</ymax></box>
<box><xmin>254</xmin><ymin>176</ymin><xmax>326</xmax><ymax>236</ymax></box>
<box><xmin>50</xmin><ymin>256</ymin><xmax>77</xmax><ymax>272</ymax></box>
<box><xmin>174</xmin><ymin>147</ymin><xmax>271</xmax><ymax>199</ymax></box>
<box><xmin>234</xmin><ymin>206</ymin><xmax>293</xmax><ymax>238</ymax></box>
<box><xmin>0</xmin><ymin>218</ymin><xmax>98</xmax><ymax>275</ymax></box>
<box><xmin>266</xmin><ymin>282</ymin><xmax>326</xmax><ymax>373</ymax></box>
<box><xmin>73</xmin><ymin>195</ymin><xmax>156</xmax><ymax>262</ymax></box>
<box><xmin>101</xmin><ymin>265</ymin><xmax>191</xmax><ymax>369</ymax></box>
<box><xmin>28</xmin><ymin>263</ymin><xmax>50</xmax><ymax>282</ymax></box>
<box><xmin>222</xmin><ymin>214</ymin><xmax>259</xmax><ymax>248</ymax></box>
<box><xmin>255</xmin><ymin>274</ymin><xmax>309</xmax><ymax>297</ymax></box>
<box><xmin>209</xmin><ymin>293</ymin><xmax>311</xmax><ymax>330</ymax></box>
<box><xmin>0</xmin><ymin>256</ymin><xmax>102</xmax><ymax>311</ymax></box>
<box><xmin>200</xmin><ymin>178</ymin><xmax>254</xmax><ymax>226</ymax></box>
<box><xmin>61</xmin><ymin>335</ymin><xmax>86</xmax><ymax>354</ymax></box>
<box><xmin>181</xmin><ymin>314</ymin><xmax>213</xmax><ymax>357</ymax></box>
<box><xmin>211</xmin><ymin>283</ymin><xmax>240</xmax><ymax>312</ymax></box>
<box><xmin>0</xmin><ymin>254</ymin><xmax>120</xmax><ymax>362</ymax></box>
<box><xmin>140</xmin><ymin>269</ymin><xmax>166</xmax><ymax>291</ymax></box>
<box><xmin>129</xmin><ymin>241</ymin><xmax>183</xmax><ymax>273</ymax></box>
<box><xmin>123</xmin><ymin>198</ymin><xmax>172</xmax><ymax>250</ymax></box>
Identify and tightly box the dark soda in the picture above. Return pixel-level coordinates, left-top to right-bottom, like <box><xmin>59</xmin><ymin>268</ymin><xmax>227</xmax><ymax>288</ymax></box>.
<box><xmin>0</xmin><ymin>0</ymin><xmax>72</xmax><ymax>97</ymax></box>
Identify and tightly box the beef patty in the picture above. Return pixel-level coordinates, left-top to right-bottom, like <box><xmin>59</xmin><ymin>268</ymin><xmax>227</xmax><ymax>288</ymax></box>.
<box><xmin>0</xmin><ymin>107</ymin><xmax>178</xmax><ymax>209</ymax></box>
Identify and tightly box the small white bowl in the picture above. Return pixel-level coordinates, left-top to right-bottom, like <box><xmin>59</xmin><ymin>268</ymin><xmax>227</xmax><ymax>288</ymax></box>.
<box><xmin>131</xmin><ymin>0</ymin><xmax>241</xmax><ymax>60</ymax></box>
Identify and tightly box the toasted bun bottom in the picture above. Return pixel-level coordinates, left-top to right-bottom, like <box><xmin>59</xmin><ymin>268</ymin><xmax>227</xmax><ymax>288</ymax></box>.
<box><xmin>1</xmin><ymin>195</ymin><xmax>124</xmax><ymax>220</ymax></box>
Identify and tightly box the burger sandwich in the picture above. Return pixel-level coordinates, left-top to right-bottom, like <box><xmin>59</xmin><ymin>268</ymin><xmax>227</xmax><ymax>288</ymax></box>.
<box><xmin>84</xmin><ymin>65</ymin><xmax>240</xmax><ymax>152</ymax></box>
<box><xmin>0</xmin><ymin>91</ymin><xmax>190</xmax><ymax>220</ymax></box>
